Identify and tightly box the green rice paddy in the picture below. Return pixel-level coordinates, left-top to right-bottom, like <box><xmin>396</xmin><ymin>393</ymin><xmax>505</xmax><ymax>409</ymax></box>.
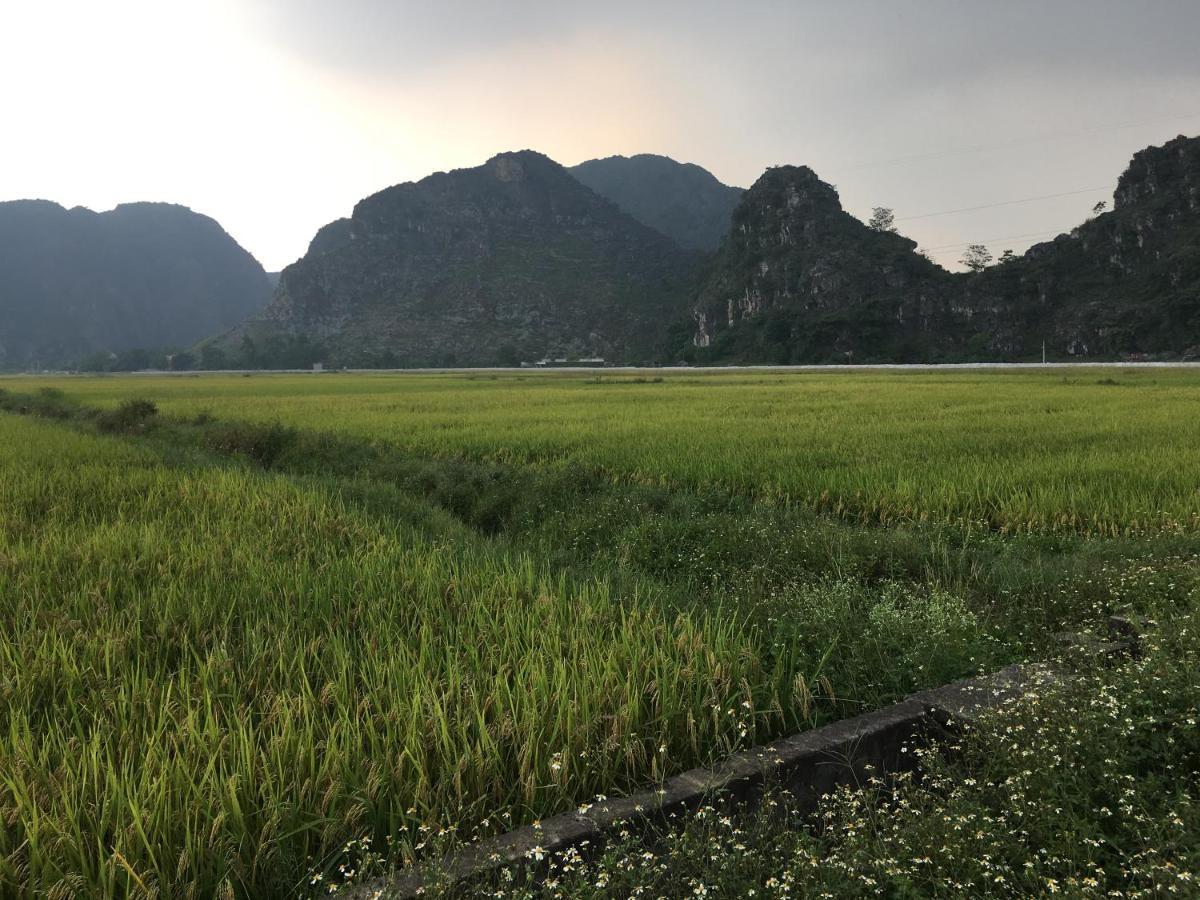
<box><xmin>1</xmin><ymin>368</ymin><xmax>1197</xmax><ymax>897</ymax></box>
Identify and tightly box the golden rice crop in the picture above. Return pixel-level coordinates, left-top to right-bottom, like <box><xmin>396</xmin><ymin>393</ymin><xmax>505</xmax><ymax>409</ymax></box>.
<box><xmin>0</xmin><ymin>415</ymin><xmax>783</xmax><ymax>897</ymax></box>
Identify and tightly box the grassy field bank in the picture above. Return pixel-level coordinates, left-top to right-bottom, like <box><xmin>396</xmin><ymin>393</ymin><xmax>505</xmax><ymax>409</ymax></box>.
<box><xmin>0</xmin><ymin>370</ymin><xmax>1197</xmax><ymax>897</ymax></box>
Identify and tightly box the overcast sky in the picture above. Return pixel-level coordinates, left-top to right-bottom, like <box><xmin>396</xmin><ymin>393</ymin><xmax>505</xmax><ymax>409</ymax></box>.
<box><xmin>3</xmin><ymin>0</ymin><xmax>1199</xmax><ymax>271</ymax></box>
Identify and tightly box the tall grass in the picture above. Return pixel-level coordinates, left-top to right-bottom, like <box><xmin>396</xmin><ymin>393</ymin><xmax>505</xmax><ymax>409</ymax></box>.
<box><xmin>0</xmin><ymin>416</ymin><xmax>787</xmax><ymax>897</ymax></box>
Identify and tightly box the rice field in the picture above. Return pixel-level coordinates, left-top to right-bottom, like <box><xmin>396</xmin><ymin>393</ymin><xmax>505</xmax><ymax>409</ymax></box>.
<box><xmin>0</xmin><ymin>414</ymin><xmax>792</xmax><ymax>897</ymax></box>
<box><xmin>14</xmin><ymin>368</ymin><xmax>1200</xmax><ymax>535</ymax></box>
<box><xmin>1</xmin><ymin>369</ymin><xmax>1197</xmax><ymax>897</ymax></box>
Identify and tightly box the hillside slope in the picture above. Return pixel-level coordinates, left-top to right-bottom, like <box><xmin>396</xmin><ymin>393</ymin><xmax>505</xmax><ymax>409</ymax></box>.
<box><xmin>0</xmin><ymin>201</ymin><xmax>270</xmax><ymax>369</ymax></box>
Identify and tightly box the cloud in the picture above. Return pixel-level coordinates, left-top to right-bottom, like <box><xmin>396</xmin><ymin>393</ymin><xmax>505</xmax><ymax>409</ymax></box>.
<box><xmin>2</xmin><ymin>0</ymin><xmax>1199</xmax><ymax>269</ymax></box>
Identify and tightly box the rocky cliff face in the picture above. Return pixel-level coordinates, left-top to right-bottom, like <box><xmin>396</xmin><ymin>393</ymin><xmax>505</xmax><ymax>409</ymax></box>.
<box><xmin>688</xmin><ymin>166</ymin><xmax>961</xmax><ymax>363</ymax></box>
<box><xmin>688</xmin><ymin>135</ymin><xmax>1200</xmax><ymax>363</ymax></box>
<box><xmin>963</xmin><ymin>134</ymin><xmax>1200</xmax><ymax>358</ymax></box>
<box><xmin>0</xmin><ymin>201</ymin><xmax>271</xmax><ymax>369</ymax></box>
<box><xmin>245</xmin><ymin>151</ymin><xmax>699</xmax><ymax>366</ymax></box>
<box><xmin>569</xmin><ymin>154</ymin><xmax>744</xmax><ymax>251</ymax></box>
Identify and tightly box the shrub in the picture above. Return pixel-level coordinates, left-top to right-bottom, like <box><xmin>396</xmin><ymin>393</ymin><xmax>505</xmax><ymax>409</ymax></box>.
<box><xmin>204</xmin><ymin>422</ymin><xmax>297</xmax><ymax>469</ymax></box>
<box><xmin>95</xmin><ymin>398</ymin><xmax>158</xmax><ymax>433</ymax></box>
<box><xmin>24</xmin><ymin>388</ymin><xmax>73</xmax><ymax>419</ymax></box>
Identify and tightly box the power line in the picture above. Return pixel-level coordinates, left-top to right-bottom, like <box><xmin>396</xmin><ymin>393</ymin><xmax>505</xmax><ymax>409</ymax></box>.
<box><xmin>921</xmin><ymin>228</ymin><xmax>1066</xmax><ymax>254</ymax></box>
<box><xmin>846</xmin><ymin>110</ymin><xmax>1200</xmax><ymax>170</ymax></box>
<box><xmin>896</xmin><ymin>186</ymin><xmax>1109</xmax><ymax>222</ymax></box>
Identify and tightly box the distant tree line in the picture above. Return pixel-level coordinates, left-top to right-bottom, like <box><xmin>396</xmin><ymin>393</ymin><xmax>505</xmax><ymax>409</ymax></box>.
<box><xmin>76</xmin><ymin>335</ymin><xmax>332</xmax><ymax>373</ymax></box>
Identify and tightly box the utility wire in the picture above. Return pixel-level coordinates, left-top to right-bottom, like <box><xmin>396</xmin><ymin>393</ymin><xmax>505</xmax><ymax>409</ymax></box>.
<box><xmin>921</xmin><ymin>228</ymin><xmax>1066</xmax><ymax>254</ymax></box>
<box><xmin>846</xmin><ymin>110</ymin><xmax>1200</xmax><ymax>170</ymax></box>
<box><xmin>896</xmin><ymin>186</ymin><xmax>1109</xmax><ymax>222</ymax></box>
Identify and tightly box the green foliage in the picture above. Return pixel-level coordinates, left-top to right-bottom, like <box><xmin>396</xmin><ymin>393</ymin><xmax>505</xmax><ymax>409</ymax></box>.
<box><xmin>95</xmin><ymin>398</ymin><xmax>158</xmax><ymax>433</ymax></box>
<box><xmin>198</xmin><ymin>342</ymin><xmax>228</xmax><ymax>370</ymax></box>
<box><xmin>227</xmin><ymin>333</ymin><xmax>327</xmax><ymax>370</ymax></box>
<box><xmin>867</xmin><ymin>206</ymin><xmax>896</xmax><ymax>232</ymax></box>
<box><xmin>960</xmin><ymin>242</ymin><xmax>993</xmax><ymax>272</ymax></box>
<box><xmin>0</xmin><ymin>385</ymin><xmax>73</xmax><ymax>418</ymax></box>
<box><xmin>203</xmin><ymin>420</ymin><xmax>298</xmax><ymax>468</ymax></box>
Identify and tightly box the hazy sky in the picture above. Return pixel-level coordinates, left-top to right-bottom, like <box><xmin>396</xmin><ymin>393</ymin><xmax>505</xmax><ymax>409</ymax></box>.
<box><xmin>4</xmin><ymin>0</ymin><xmax>1199</xmax><ymax>271</ymax></box>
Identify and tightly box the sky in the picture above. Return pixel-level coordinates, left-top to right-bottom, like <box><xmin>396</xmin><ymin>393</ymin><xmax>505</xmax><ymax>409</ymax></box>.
<box><xmin>3</xmin><ymin>0</ymin><xmax>1199</xmax><ymax>271</ymax></box>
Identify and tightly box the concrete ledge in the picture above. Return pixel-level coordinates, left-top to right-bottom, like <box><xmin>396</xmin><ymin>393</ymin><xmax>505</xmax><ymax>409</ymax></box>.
<box><xmin>350</xmin><ymin>693</ymin><xmax>950</xmax><ymax>898</ymax></box>
<box><xmin>351</xmin><ymin>637</ymin><xmax>1137</xmax><ymax>899</ymax></box>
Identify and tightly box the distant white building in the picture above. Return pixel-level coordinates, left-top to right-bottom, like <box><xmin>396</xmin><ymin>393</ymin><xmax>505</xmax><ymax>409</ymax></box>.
<box><xmin>527</xmin><ymin>357</ymin><xmax>606</xmax><ymax>368</ymax></box>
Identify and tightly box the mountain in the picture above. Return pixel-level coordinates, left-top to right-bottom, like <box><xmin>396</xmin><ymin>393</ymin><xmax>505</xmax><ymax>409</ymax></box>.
<box><xmin>688</xmin><ymin>165</ymin><xmax>959</xmax><ymax>363</ymax></box>
<box><xmin>570</xmin><ymin>154</ymin><xmax>744</xmax><ymax>251</ymax></box>
<box><xmin>964</xmin><ymin>134</ymin><xmax>1200</xmax><ymax>358</ymax></box>
<box><xmin>686</xmin><ymin>134</ymin><xmax>1200</xmax><ymax>363</ymax></box>
<box><xmin>238</xmin><ymin>150</ymin><xmax>700</xmax><ymax>367</ymax></box>
<box><xmin>0</xmin><ymin>201</ymin><xmax>271</xmax><ymax>369</ymax></box>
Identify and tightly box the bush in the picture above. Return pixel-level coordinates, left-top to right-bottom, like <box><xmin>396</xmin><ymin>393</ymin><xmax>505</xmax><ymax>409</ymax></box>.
<box><xmin>96</xmin><ymin>399</ymin><xmax>158</xmax><ymax>433</ymax></box>
<box><xmin>204</xmin><ymin>422</ymin><xmax>297</xmax><ymax>469</ymax></box>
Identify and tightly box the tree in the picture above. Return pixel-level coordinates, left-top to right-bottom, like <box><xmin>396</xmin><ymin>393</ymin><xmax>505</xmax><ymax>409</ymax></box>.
<box><xmin>998</xmin><ymin>249</ymin><xmax>1017</xmax><ymax>264</ymax></box>
<box><xmin>169</xmin><ymin>351</ymin><xmax>195</xmax><ymax>371</ymax></box>
<box><xmin>199</xmin><ymin>343</ymin><xmax>227</xmax><ymax>370</ymax></box>
<box><xmin>239</xmin><ymin>335</ymin><xmax>259</xmax><ymax>368</ymax></box>
<box><xmin>960</xmin><ymin>244</ymin><xmax>993</xmax><ymax>272</ymax></box>
<box><xmin>495</xmin><ymin>343</ymin><xmax>521</xmax><ymax>367</ymax></box>
<box><xmin>868</xmin><ymin>207</ymin><xmax>897</xmax><ymax>233</ymax></box>
<box><xmin>113</xmin><ymin>348</ymin><xmax>152</xmax><ymax>371</ymax></box>
<box><xmin>1092</xmin><ymin>201</ymin><xmax>1107</xmax><ymax>216</ymax></box>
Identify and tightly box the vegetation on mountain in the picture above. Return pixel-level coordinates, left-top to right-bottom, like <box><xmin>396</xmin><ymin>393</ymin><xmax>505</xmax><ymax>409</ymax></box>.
<box><xmin>0</xmin><ymin>201</ymin><xmax>271</xmax><ymax>369</ymax></box>
<box><xmin>5</xmin><ymin>137</ymin><xmax>1199</xmax><ymax>371</ymax></box>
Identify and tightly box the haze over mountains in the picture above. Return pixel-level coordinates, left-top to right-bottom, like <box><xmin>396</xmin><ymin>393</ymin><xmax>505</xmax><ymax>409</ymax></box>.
<box><xmin>0</xmin><ymin>202</ymin><xmax>271</xmax><ymax>369</ymax></box>
<box><xmin>2</xmin><ymin>136</ymin><xmax>1198</xmax><ymax>369</ymax></box>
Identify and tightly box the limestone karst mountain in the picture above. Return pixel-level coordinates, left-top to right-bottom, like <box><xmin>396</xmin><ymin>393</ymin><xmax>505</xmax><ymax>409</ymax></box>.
<box><xmin>237</xmin><ymin>150</ymin><xmax>699</xmax><ymax>367</ymax></box>
<box><xmin>685</xmin><ymin>134</ymin><xmax>1200</xmax><ymax>363</ymax></box>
